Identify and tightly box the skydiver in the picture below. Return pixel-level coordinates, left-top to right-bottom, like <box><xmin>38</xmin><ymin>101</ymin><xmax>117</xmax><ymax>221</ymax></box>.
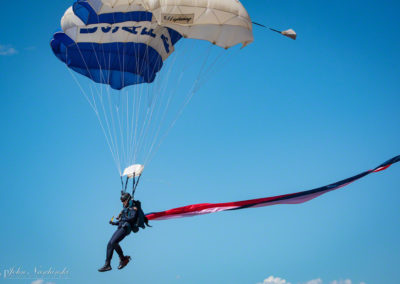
<box><xmin>98</xmin><ymin>192</ymin><xmax>134</xmax><ymax>272</ymax></box>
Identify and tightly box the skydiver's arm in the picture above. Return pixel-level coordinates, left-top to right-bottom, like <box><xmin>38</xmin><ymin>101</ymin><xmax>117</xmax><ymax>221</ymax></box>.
<box><xmin>125</xmin><ymin>207</ymin><xmax>138</xmax><ymax>223</ymax></box>
<box><xmin>116</xmin><ymin>211</ymin><xmax>123</xmax><ymax>220</ymax></box>
<box><xmin>109</xmin><ymin>216</ymin><xmax>119</xmax><ymax>226</ymax></box>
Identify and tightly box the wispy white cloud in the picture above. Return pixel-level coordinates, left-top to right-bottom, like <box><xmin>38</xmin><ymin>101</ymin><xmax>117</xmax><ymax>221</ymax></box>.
<box><xmin>330</xmin><ymin>280</ymin><xmax>352</xmax><ymax>284</ymax></box>
<box><xmin>305</xmin><ymin>279</ymin><xmax>323</xmax><ymax>284</ymax></box>
<box><xmin>258</xmin><ymin>277</ymin><xmax>365</xmax><ymax>284</ymax></box>
<box><xmin>0</xmin><ymin>45</ymin><xmax>18</xmax><ymax>56</ymax></box>
<box><xmin>31</xmin><ymin>280</ymin><xmax>55</xmax><ymax>284</ymax></box>
<box><xmin>257</xmin><ymin>275</ymin><xmax>291</xmax><ymax>284</ymax></box>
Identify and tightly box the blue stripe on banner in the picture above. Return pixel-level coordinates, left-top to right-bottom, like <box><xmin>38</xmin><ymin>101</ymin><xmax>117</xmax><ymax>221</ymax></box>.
<box><xmin>73</xmin><ymin>0</ymin><xmax>153</xmax><ymax>25</ymax></box>
<box><xmin>51</xmin><ymin>32</ymin><xmax>163</xmax><ymax>90</ymax></box>
<box><xmin>229</xmin><ymin>171</ymin><xmax>370</xmax><ymax>210</ymax></box>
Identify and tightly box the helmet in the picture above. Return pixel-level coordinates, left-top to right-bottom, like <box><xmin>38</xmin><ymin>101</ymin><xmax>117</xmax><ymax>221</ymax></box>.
<box><xmin>120</xmin><ymin>192</ymin><xmax>131</xmax><ymax>202</ymax></box>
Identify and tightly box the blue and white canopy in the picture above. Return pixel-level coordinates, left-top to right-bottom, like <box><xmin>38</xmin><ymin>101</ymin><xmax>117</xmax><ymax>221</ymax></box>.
<box><xmin>51</xmin><ymin>0</ymin><xmax>253</xmax><ymax>90</ymax></box>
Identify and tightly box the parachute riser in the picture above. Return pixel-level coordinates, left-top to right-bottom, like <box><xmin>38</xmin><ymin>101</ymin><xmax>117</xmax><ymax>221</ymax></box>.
<box><xmin>121</xmin><ymin>176</ymin><xmax>130</xmax><ymax>193</ymax></box>
<box><xmin>132</xmin><ymin>174</ymin><xmax>142</xmax><ymax>198</ymax></box>
<box><xmin>120</xmin><ymin>172</ymin><xmax>143</xmax><ymax>199</ymax></box>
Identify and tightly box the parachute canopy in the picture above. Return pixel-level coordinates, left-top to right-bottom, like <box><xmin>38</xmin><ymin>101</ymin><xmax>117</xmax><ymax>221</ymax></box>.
<box><xmin>71</xmin><ymin>0</ymin><xmax>253</xmax><ymax>48</ymax></box>
<box><xmin>51</xmin><ymin>0</ymin><xmax>253</xmax><ymax>90</ymax></box>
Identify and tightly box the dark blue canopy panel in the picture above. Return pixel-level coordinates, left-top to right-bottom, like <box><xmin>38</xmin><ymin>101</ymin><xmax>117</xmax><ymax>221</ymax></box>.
<box><xmin>51</xmin><ymin>5</ymin><xmax>181</xmax><ymax>90</ymax></box>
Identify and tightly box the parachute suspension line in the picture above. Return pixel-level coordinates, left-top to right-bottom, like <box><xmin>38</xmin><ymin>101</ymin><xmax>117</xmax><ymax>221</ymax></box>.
<box><xmin>115</xmin><ymin>99</ymin><xmax>127</xmax><ymax>168</ymax></box>
<box><xmin>181</xmin><ymin>43</ymin><xmax>214</xmax><ymax>108</ymax></box>
<box><xmin>193</xmin><ymin>47</ymin><xmax>236</xmax><ymax>94</ymax></box>
<box><xmin>67</xmin><ymin>46</ymin><xmax>123</xmax><ymax>174</ymax></box>
<box><xmin>131</xmin><ymin>29</ymin><xmax>145</xmax><ymax>165</ymax></box>
<box><xmin>129</xmin><ymin>85</ymin><xmax>140</xmax><ymax>166</ymax></box>
<box><xmin>130</xmin><ymin>37</ymin><xmax>149</xmax><ymax>164</ymax></box>
<box><xmin>126</xmin><ymin>92</ymin><xmax>131</xmax><ymax>166</ymax></box>
<box><xmin>91</xmin><ymin>86</ymin><xmax>121</xmax><ymax>173</ymax></box>
<box><xmin>132</xmin><ymin>174</ymin><xmax>142</xmax><ymax>198</ymax></box>
<box><xmin>144</xmin><ymin>42</ymin><xmax>215</xmax><ymax>165</ymax></box>
<box><xmin>72</xmin><ymin>39</ymin><xmax>123</xmax><ymax>174</ymax></box>
<box><xmin>113</xmin><ymin>8</ymin><xmax>132</xmax><ymax>170</ymax></box>
<box><xmin>102</xmin><ymin>51</ymin><xmax>121</xmax><ymax>168</ymax></box>
<box><xmin>124</xmin><ymin>175</ymin><xmax>129</xmax><ymax>193</ymax></box>
<box><xmin>144</xmin><ymin>56</ymin><xmax>168</xmax><ymax>141</ymax></box>
<box><xmin>94</xmin><ymin>31</ymin><xmax>125</xmax><ymax>173</ymax></box>
<box><xmin>132</xmin><ymin>83</ymin><xmax>142</xmax><ymax>164</ymax></box>
<box><xmin>140</xmin><ymin>47</ymin><xmax>180</xmax><ymax>164</ymax></box>
<box><xmin>144</xmin><ymin>48</ymin><xmax>184</xmax><ymax>163</ymax></box>
<box><xmin>146</xmin><ymin>29</ymin><xmax>198</xmax><ymax>164</ymax></box>
<box><xmin>125</xmin><ymin>29</ymin><xmax>198</xmax><ymax>167</ymax></box>
<box><xmin>144</xmin><ymin>39</ymin><xmax>197</xmax><ymax>165</ymax></box>
<box><xmin>133</xmin><ymin>44</ymin><xmax>165</xmax><ymax>164</ymax></box>
<box><xmin>135</xmin><ymin>90</ymin><xmax>153</xmax><ymax>164</ymax></box>
<box><xmin>96</xmin><ymin>71</ymin><xmax>121</xmax><ymax>173</ymax></box>
<box><xmin>67</xmin><ymin>68</ymin><xmax>96</xmax><ymax>111</ymax></box>
<box><xmin>125</xmin><ymin>88</ymin><xmax>129</xmax><ymax>169</ymax></box>
<box><xmin>176</xmin><ymin>40</ymin><xmax>224</xmax><ymax>105</ymax></box>
<box><xmin>112</xmin><ymin>44</ymin><xmax>126</xmax><ymax>168</ymax></box>
<box><xmin>101</xmin><ymin>55</ymin><xmax>123</xmax><ymax>174</ymax></box>
<box><xmin>134</xmin><ymin>83</ymin><xmax>153</xmax><ymax>162</ymax></box>
<box><xmin>90</xmin><ymin>85</ymin><xmax>117</xmax><ymax>169</ymax></box>
<box><xmin>65</xmin><ymin>15</ymin><xmax>242</xmax><ymax>174</ymax></box>
<box><xmin>53</xmin><ymin>0</ymin><xmax>256</xmax><ymax>176</ymax></box>
<box><xmin>68</xmin><ymin>34</ymin><xmax>234</xmax><ymax>172</ymax></box>
<box><xmin>132</xmin><ymin>46</ymin><xmax>149</xmax><ymax>164</ymax></box>
<box><xmin>104</xmin><ymin>83</ymin><xmax>122</xmax><ymax>172</ymax></box>
<box><xmin>127</xmin><ymin>35</ymin><xmax>140</xmax><ymax>166</ymax></box>
<box><xmin>125</xmin><ymin>88</ymin><xmax>131</xmax><ymax>165</ymax></box>
<box><xmin>140</xmin><ymin>42</ymin><xmax>164</xmax><ymax>156</ymax></box>
<box><xmin>144</xmin><ymin>45</ymin><xmax>194</xmax><ymax>164</ymax></box>
<box><xmin>82</xmin><ymin>8</ymin><xmax>129</xmax><ymax>173</ymax></box>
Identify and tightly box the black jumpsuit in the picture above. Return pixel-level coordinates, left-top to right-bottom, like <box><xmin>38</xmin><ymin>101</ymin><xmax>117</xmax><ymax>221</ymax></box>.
<box><xmin>106</xmin><ymin>201</ymin><xmax>137</xmax><ymax>264</ymax></box>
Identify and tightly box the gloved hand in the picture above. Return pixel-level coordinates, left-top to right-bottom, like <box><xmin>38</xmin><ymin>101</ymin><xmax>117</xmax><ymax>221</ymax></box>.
<box><xmin>109</xmin><ymin>216</ymin><xmax>118</xmax><ymax>226</ymax></box>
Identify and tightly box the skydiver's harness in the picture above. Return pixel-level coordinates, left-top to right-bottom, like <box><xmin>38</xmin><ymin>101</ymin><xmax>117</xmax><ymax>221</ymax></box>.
<box><xmin>120</xmin><ymin>174</ymin><xmax>151</xmax><ymax>233</ymax></box>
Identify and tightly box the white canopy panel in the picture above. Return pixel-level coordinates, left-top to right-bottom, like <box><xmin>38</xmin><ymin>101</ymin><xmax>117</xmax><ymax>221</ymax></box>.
<box><xmin>66</xmin><ymin>0</ymin><xmax>253</xmax><ymax>48</ymax></box>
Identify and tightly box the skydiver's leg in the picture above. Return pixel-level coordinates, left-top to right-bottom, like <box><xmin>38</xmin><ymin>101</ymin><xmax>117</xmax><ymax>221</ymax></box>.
<box><xmin>114</xmin><ymin>243</ymin><xmax>124</xmax><ymax>259</ymax></box>
<box><xmin>99</xmin><ymin>227</ymin><xmax>129</xmax><ymax>272</ymax></box>
<box><xmin>106</xmin><ymin>227</ymin><xmax>128</xmax><ymax>264</ymax></box>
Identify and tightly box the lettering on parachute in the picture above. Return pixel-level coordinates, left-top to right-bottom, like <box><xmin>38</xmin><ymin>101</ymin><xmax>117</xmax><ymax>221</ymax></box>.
<box><xmin>80</xmin><ymin>25</ymin><xmax>170</xmax><ymax>54</ymax></box>
<box><xmin>162</xmin><ymin>13</ymin><xmax>194</xmax><ymax>24</ymax></box>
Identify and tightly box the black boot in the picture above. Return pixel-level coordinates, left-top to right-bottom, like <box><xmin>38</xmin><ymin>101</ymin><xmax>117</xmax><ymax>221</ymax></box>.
<box><xmin>98</xmin><ymin>263</ymin><xmax>112</xmax><ymax>272</ymax></box>
<box><xmin>118</xmin><ymin>256</ymin><xmax>131</xmax><ymax>270</ymax></box>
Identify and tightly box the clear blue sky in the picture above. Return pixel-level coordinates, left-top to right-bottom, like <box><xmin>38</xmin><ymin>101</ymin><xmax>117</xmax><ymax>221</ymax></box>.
<box><xmin>0</xmin><ymin>1</ymin><xmax>399</xmax><ymax>284</ymax></box>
